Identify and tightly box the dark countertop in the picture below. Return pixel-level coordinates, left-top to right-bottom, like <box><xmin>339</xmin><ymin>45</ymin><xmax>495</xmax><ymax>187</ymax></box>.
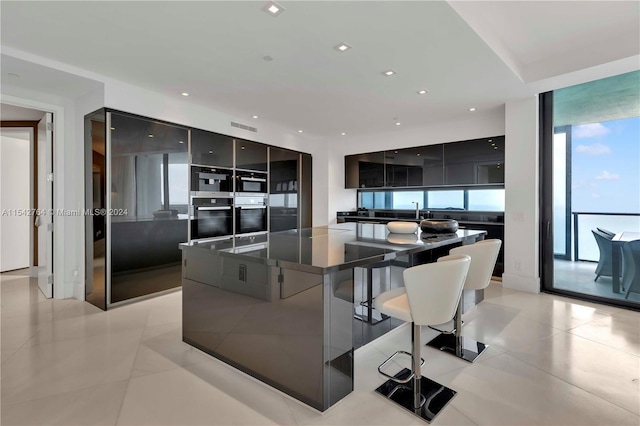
<box><xmin>180</xmin><ymin>222</ymin><xmax>486</xmax><ymax>274</ymax></box>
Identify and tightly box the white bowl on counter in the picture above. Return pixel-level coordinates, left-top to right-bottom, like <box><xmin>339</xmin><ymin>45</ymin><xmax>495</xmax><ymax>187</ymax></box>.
<box><xmin>386</xmin><ymin>221</ymin><xmax>419</xmax><ymax>234</ymax></box>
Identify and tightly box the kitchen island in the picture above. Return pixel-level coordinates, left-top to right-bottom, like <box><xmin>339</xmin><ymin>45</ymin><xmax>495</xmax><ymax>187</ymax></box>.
<box><xmin>181</xmin><ymin>223</ymin><xmax>485</xmax><ymax>411</ymax></box>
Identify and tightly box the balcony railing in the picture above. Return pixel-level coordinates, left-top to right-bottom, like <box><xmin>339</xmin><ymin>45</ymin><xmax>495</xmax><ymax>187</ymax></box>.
<box><xmin>571</xmin><ymin>212</ymin><xmax>640</xmax><ymax>261</ymax></box>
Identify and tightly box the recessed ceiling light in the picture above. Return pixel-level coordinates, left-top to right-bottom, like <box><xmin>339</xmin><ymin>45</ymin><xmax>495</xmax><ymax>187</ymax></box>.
<box><xmin>181</xmin><ymin>92</ymin><xmax>189</xmax><ymax>97</ymax></box>
<box><xmin>395</xmin><ymin>122</ymin><xmax>401</xmax><ymax>126</ymax></box>
<box><xmin>341</xmin><ymin>132</ymin><xmax>347</xmax><ymax>136</ymax></box>
<box><xmin>110</xmin><ymin>127</ymin><xmax>115</xmax><ymax>130</ymax></box>
<box><xmin>298</xmin><ymin>130</ymin><xmax>303</xmax><ymax>133</ymax></box>
<box><xmin>417</xmin><ymin>89</ymin><xmax>428</xmax><ymax>95</ymax></box>
<box><xmin>488</xmin><ymin>139</ymin><xmax>493</xmax><ymax>142</ymax></box>
<box><xmin>416</xmin><ymin>153</ymin><xmax>421</xmax><ymax>156</ymax></box>
<box><xmin>494</xmin><ymin>146</ymin><xmax>498</xmax><ymax>150</ymax></box>
<box><xmin>252</xmin><ymin>115</ymin><xmax>259</xmax><ymax>119</ymax></box>
<box><xmin>383</xmin><ymin>70</ymin><xmax>396</xmax><ymax>76</ymax></box>
<box><xmin>469</xmin><ymin>107</ymin><xmax>476</xmax><ymax>112</ymax></box>
<box><xmin>263</xmin><ymin>1</ymin><xmax>284</xmax><ymax>17</ymax></box>
<box><xmin>334</xmin><ymin>42</ymin><xmax>352</xmax><ymax>52</ymax></box>
<box><xmin>394</xmin><ymin>151</ymin><xmax>398</xmax><ymax>154</ymax></box>
<box><xmin>209</xmin><ymin>150</ymin><xmax>213</xmax><ymax>154</ymax></box>
<box><xmin>241</xmin><ymin>146</ymin><xmax>246</xmax><ymax>150</ymax></box>
<box><xmin>148</xmin><ymin>134</ymin><xmax>154</xmax><ymax>138</ymax></box>
<box><xmin>179</xmin><ymin>140</ymin><xmax>184</xmax><ymax>144</ymax></box>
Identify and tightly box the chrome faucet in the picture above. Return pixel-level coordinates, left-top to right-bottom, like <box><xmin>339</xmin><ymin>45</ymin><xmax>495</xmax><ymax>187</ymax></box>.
<box><xmin>412</xmin><ymin>201</ymin><xmax>420</xmax><ymax>219</ymax></box>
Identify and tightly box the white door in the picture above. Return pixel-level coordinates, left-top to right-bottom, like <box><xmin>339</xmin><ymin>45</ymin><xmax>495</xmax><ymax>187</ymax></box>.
<box><xmin>36</xmin><ymin>113</ymin><xmax>53</xmax><ymax>298</ymax></box>
<box><xmin>0</xmin><ymin>129</ymin><xmax>31</xmax><ymax>272</ymax></box>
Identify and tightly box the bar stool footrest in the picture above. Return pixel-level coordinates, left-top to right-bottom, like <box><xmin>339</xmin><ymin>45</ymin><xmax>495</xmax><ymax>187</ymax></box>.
<box><xmin>425</xmin><ymin>333</ymin><xmax>488</xmax><ymax>363</ymax></box>
<box><xmin>375</xmin><ymin>368</ymin><xmax>457</xmax><ymax>423</ymax></box>
<box><xmin>378</xmin><ymin>350</ymin><xmax>424</xmax><ymax>383</ymax></box>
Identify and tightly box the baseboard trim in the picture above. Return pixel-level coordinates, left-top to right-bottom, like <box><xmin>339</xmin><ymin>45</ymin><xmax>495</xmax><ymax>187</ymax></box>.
<box><xmin>501</xmin><ymin>273</ymin><xmax>540</xmax><ymax>293</ymax></box>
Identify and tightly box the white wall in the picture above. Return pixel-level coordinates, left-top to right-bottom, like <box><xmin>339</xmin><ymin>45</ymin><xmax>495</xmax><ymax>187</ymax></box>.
<box><xmin>503</xmin><ymin>96</ymin><xmax>540</xmax><ymax>293</ymax></box>
<box><xmin>0</xmin><ymin>131</ymin><xmax>31</xmax><ymax>272</ymax></box>
<box><xmin>319</xmin><ymin>108</ymin><xmax>507</xmax><ymax>225</ymax></box>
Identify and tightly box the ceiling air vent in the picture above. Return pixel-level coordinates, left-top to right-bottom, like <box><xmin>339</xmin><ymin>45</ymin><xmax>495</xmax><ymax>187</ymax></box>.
<box><xmin>230</xmin><ymin>121</ymin><xmax>257</xmax><ymax>133</ymax></box>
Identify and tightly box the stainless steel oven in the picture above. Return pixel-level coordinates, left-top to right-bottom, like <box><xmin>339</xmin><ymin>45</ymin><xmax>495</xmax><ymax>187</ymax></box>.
<box><xmin>235</xmin><ymin>195</ymin><xmax>267</xmax><ymax>235</ymax></box>
<box><xmin>190</xmin><ymin>196</ymin><xmax>233</xmax><ymax>240</ymax></box>
<box><xmin>235</xmin><ymin>171</ymin><xmax>267</xmax><ymax>194</ymax></box>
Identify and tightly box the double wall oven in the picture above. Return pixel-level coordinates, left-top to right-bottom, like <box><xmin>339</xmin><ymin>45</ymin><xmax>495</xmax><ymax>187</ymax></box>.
<box><xmin>189</xmin><ymin>166</ymin><xmax>268</xmax><ymax>241</ymax></box>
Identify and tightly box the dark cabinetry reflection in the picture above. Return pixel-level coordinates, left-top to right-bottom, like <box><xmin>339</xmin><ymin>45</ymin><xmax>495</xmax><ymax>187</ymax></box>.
<box><xmin>191</xmin><ymin>129</ymin><xmax>233</xmax><ymax>168</ymax></box>
<box><xmin>85</xmin><ymin>110</ymin><xmax>106</xmax><ymax>310</ymax></box>
<box><xmin>268</xmin><ymin>148</ymin><xmax>312</xmax><ymax>232</ymax></box>
<box><xmin>110</xmin><ymin>112</ymin><xmax>188</xmax><ymax>303</ymax></box>
<box><xmin>444</xmin><ymin>137</ymin><xmax>504</xmax><ymax>185</ymax></box>
<box><xmin>235</xmin><ymin>138</ymin><xmax>267</xmax><ymax>171</ymax></box>
<box><xmin>270</xmin><ymin>147</ymin><xmax>299</xmax><ymax>232</ymax></box>
<box><xmin>345</xmin><ymin>151</ymin><xmax>385</xmax><ymax>188</ymax></box>
<box><xmin>345</xmin><ymin>136</ymin><xmax>503</xmax><ymax>188</ymax></box>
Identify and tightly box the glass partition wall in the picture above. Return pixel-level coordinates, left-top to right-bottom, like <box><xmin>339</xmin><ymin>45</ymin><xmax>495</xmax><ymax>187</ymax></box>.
<box><xmin>541</xmin><ymin>71</ymin><xmax>640</xmax><ymax>309</ymax></box>
<box><xmin>85</xmin><ymin>110</ymin><xmax>189</xmax><ymax>308</ymax></box>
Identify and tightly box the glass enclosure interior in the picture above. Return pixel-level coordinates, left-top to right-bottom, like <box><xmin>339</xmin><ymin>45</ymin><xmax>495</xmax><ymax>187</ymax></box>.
<box><xmin>544</xmin><ymin>70</ymin><xmax>640</xmax><ymax>308</ymax></box>
<box><xmin>269</xmin><ymin>147</ymin><xmax>299</xmax><ymax>232</ymax></box>
<box><xmin>109</xmin><ymin>112</ymin><xmax>189</xmax><ymax>303</ymax></box>
<box><xmin>85</xmin><ymin>109</ymin><xmax>106</xmax><ymax>309</ymax></box>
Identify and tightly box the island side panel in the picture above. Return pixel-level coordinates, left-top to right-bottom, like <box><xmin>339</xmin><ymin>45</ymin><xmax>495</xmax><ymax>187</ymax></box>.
<box><xmin>182</xmin><ymin>247</ymin><xmax>327</xmax><ymax>411</ymax></box>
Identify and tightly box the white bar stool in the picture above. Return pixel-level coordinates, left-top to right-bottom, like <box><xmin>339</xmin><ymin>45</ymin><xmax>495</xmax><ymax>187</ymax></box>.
<box><xmin>373</xmin><ymin>254</ymin><xmax>470</xmax><ymax>423</ymax></box>
<box><xmin>426</xmin><ymin>239</ymin><xmax>502</xmax><ymax>362</ymax></box>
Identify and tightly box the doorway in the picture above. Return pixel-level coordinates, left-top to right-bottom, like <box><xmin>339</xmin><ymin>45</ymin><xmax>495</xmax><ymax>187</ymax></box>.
<box><xmin>1</xmin><ymin>104</ymin><xmax>54</xmax><ymax>298</ymax></box>
<box><xmin>540</xmin><ymin>71</ymin><xmax>640</xmax><ymax>309</ymax></box>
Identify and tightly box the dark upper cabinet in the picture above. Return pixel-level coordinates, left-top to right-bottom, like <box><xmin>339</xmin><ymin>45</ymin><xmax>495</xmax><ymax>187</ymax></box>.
<box><xmin>235</xmin><ymin>138</ymin><xmax>267</xmax><ymax>171</ymax></box>
<box><xmin>345</xmin><ymin>151</ymin><xmax>385</xmax><ymax>188</ymax></box>
<box><xmin>384</xmin><ymin>145</ymin><xmax>443</xmax><ymax>187</ymax></box>
<box><xmin>344</xmin><ymin>136</ymin><xmax>503</xmax><ymax>189</ymax></box>
<box><xmin>444</xmin><ymin>136</ymin><xmax>504</xmax><ymax>185</ymax></box>
<box><xmin>190</xmin><ymin>129</ymin><xmax>233</xmax><ymax>168</ymax></box>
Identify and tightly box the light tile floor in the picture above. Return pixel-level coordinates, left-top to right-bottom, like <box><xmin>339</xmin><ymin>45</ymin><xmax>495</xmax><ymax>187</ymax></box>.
<box><xmin>1</xmin><ymin>269</ymin><xmax>639</xmax><ymax>426</ymax></box>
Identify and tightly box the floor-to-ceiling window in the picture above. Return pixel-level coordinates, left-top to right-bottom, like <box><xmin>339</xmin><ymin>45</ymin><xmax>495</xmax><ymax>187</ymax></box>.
<box><xmin>541</xmin><ymin>71</ymin><xmax>640</xmax><ymax>308</ymax></box>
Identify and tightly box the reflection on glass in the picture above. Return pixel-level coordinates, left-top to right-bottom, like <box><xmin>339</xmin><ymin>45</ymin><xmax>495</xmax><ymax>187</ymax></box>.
<box><xmin>109</xmin><ymin>112</ymin><xmax>189</xmax><ymax>303</ymax></box>
<box><xmin>85</xmin><ymin>109</ymin><xmax>106</xmax><ymax>309</ymax></box>
<box><xmin>270</xmin><ymin>147</ymin><xmax>299</xmax><ymax>232</ymax></box>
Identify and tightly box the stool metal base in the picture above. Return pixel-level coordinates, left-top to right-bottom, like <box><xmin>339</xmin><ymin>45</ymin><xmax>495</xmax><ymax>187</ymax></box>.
<box><xmin>426</xmin><ymin>333</ymin><xmax>488</xmax><ymax>363</ymax></box>
<box><xmin>375</xmin><ymin>368</ymin><xmax>456</xmax><ymax>423</ymax></box>
<box><xmin>354</xmin><ymin>304</ymin><xmax>389</xmax><ymax>324</ymax></box>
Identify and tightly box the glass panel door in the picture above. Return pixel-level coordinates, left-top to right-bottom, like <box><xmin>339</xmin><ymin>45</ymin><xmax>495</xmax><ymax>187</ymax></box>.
<box><xmin>541</xmin><ymin>71</ymin><xmax>640</xmax><ymax>308</ymax></box>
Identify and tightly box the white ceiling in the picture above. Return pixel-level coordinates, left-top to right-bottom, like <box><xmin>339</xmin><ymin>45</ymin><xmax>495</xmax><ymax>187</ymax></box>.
<box><xmin>0</xmin><ymin>1</ymin><xmax>638</xmax><ymax>137</ymax></box>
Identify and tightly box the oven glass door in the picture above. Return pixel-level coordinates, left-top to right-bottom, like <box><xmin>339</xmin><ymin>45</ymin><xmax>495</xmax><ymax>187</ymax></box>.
<box><xmin>191</xmin><ymin>206</ymin><xmax>233</xmax><ymax>239</ymax></box>
<box><xmin>235</xmin><ymin>206</ymin><xmax>267</xmax><ymax>234</ymax></box>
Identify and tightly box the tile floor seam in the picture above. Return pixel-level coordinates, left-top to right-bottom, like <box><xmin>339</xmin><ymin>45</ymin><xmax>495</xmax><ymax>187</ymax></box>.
<box><xmin>481</xmin><ymin>299</ymin><xmax>589</xmax><ymax>335</ymax></box>
<box><xmin>565</xmin><ymin>328</ymin><xmax>640</xmax><ymax>358</ymax></box>
<box><xmin>114</xmin><ymin>303</ymin><xmax>153</xmax><ymax>425</ymax></box>
<box><xmin>501</xmin><ymin>344</ymin><xmax>640</xmax><ymax>419</ymax></box>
